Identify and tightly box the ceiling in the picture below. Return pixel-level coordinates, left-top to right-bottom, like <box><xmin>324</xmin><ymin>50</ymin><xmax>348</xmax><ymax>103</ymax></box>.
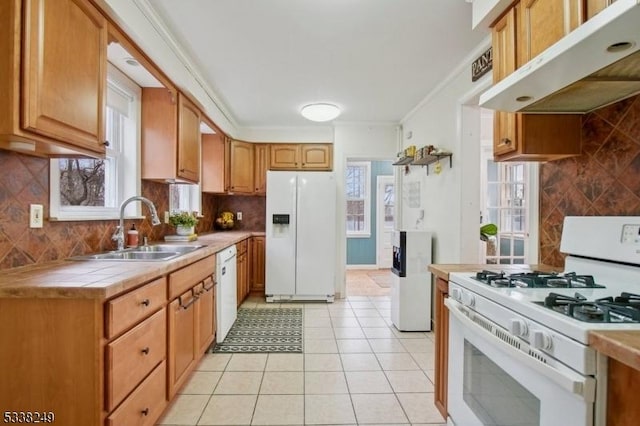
<box><xmin>140</xmin><ymin>0</ymin><xmax>488</xmax><ymax>128</ymax></box>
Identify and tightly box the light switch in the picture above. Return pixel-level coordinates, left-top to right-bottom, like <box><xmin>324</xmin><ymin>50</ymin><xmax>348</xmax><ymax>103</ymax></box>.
<box><xmin>30</xmin><ymin>204</ymin><xmax>43</xmax><ymax>228</ymax></box>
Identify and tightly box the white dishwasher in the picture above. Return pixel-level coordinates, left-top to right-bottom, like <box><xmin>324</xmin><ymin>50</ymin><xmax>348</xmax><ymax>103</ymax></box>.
<box><xmin>216</xmin><ymin>245</ymin><xmax>237</xmax><ymax>342</ymax></box>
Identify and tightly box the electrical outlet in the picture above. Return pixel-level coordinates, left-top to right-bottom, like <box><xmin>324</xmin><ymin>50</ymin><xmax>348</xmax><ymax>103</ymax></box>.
<box><xmin>164</xmin><ymin>211</ymin><xmax>170</xmax><ymax>224</ymax></box>
<box><xmin>237</xmin><ymin>211</ymin><xmax>243</xmax><ymax>221</ymax></box>
<box><xmin>30</xmin><ymin>204</ymin><xmax>43</xmax><ymax>228</ymax></box>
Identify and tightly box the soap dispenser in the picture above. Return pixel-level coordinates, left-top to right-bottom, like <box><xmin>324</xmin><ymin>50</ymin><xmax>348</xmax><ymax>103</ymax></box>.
<box><xmin>127</xmin><ymin>224</ymin><xmax>139</xmax><ymax>247</ymax></box>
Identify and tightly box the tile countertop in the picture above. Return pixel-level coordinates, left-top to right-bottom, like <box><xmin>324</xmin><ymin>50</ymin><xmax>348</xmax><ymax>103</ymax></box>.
<box><xmin>428</xmin><ymin>263</ymin><xmax>559</xmax><ymax>281</ymax></box>
<box><xmin>0</xmin><ymin>231</ymin><xmax>264</xmax><ymax>300</ymax></box>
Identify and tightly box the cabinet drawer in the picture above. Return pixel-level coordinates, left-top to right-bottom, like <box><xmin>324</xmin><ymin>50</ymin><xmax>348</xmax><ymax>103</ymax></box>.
<box><xmin>106</xmin><ymin>277</ymin><xmax>167</xmax><ymax>339</ymax></box>
<box><xmin>236</xmin><ymin>239</ymin><xmax>248</xmax><ymax>255</ymax></box>
<box><xmin>169</xmin><ymin>255</ymin><xmax>215</xmax><ymax>300</ymax></box>
<box><xmin>106</xmin><ymin>309</ymin><xmax>166</xmax><ymax>411</ymax></box>
<box><xmin>107</xmin><ymin>361</ymin><xmax>167</xmax><ymax>426</ymax></box>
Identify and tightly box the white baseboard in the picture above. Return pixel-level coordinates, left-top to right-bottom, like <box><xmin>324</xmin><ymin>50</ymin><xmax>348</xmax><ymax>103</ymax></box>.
<box><xmin>346</xmin><ymin>264</ymin><xmax>379</xmax><ymax>270</ymax></box>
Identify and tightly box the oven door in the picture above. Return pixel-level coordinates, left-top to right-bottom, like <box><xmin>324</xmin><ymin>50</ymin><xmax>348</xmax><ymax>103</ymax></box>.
<box><xmin>446</xmin><ymin>298</ymin><xmax>596</xmax><ymax>426</ymax></box>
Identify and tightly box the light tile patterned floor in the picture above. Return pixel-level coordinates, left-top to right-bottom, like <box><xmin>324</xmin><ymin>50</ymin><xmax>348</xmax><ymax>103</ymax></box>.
<box><xmin>157</xmin><ymin>270</ymin><xmax>445</xmax><ymax>425</ymax></box>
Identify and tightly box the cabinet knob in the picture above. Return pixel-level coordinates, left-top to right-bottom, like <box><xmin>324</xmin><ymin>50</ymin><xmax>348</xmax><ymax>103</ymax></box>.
<box><xmin>141</xmin><ymin>408</ymin><xmax>149</xmax><ymax>416</ymax></box>
<box><xmin>141</xmin><ymin>299</ymin><xmax>150</xmax><ymax>307</ymax></box>
<box><xmin>103</xmin><ymin>140</ymin><xmax>110</xmax><ymax>147</ymax></box>
<box><xmin>141</xmin><ymin>347</ymin><xmax>150</xmax><ymax>355</ymax></box>
<box><xmin>180</xmin><ymin>168</ymin><xmax>185</xmax><ymax>172</ymax></box>
<box><xmin>501</xmin><ymin>138</ymin><xmax>512</xmax><ymax>145</ymax></box>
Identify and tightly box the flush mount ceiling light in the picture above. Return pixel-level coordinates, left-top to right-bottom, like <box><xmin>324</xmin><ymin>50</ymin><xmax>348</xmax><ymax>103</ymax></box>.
<box><xmin>300</xmin><ymin>103</ymin><xmax>341</xmax><ymax>122</ymax></box>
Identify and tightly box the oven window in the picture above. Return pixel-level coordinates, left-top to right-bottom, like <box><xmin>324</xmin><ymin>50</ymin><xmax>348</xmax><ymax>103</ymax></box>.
<box><xmin>463</xmin><ymin>340</ymin><xmax>540</xmax><ymax>425</ymax></box>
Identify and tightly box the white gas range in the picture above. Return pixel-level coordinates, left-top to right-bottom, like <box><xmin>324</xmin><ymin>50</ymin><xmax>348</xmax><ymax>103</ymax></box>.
<box><xmin>445</xmin><ymin>216</ymin><xmax>640</xmax><ymax>426</ymax></box>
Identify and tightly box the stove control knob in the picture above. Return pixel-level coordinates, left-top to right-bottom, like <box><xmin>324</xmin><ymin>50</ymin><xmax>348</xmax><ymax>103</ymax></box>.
<box><xmin>461</xmin><ymin>291</ymin><xmax>476</xmax><ymax>307</ymax></box>
<box><xmin>450</xmin><ymin>288</ymin><xmax>462</xmax><ymax>301</ymax></box>
<box><xmin>532</xmin><ymin>330</ymin><xmax>553</xmax><ymax>350</ymax></box>
<box><xmin>509</xmin><ymin>319</ymin><xmax>529</xmax><ymax>337</ymax></box>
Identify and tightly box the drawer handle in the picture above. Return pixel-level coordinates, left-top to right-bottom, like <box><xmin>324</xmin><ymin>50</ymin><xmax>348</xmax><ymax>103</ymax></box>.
<box><xmin>179</xmin><ymin>294</ymin><xmax>198</xmax><ymax>310</ymax></box>
<box><xmin>141</xmin><ymin>408</ymin><xmax>149</xmax><ymax>416</ymax></box>
<box><xmin>501</xmin><ymin>138</ymin><xmax>512</xmax><ymax>145</ymax></box>
<box><xmin>141</xmin><ymin>347</ymin><xmax>150</xmax><ymax>355</ymax></box>
<box><xmin>141</xmin><ymin>299</ymin><xmax>150</xmax><ymax>307</ymax></box>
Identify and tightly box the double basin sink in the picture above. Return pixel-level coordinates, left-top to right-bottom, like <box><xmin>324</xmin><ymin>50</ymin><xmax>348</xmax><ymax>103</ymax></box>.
<box><xmin>70</xmin><ymin>244</ymin><xmax>206</xmax><ymax>262</ymax></box>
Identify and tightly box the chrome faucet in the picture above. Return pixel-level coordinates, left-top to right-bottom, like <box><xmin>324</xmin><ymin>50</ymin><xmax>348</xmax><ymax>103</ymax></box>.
<box><xmin>111</xmin><ymin>196</ymin><xmax>162</xmax><ymax>251</ymax></box>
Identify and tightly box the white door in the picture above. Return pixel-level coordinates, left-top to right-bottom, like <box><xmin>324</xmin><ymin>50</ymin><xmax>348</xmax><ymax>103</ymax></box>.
<box><xmin>376</xmin><ymin>175</ymin><xmax>394</xmax><ymax>268</ymax></box>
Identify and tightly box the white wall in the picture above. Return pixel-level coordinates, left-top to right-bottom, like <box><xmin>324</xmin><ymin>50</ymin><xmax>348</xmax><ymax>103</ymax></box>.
<box><xmin>333</xmin><ymin>124</ymin><xmax>399</xmax><ymax>297</ymax></box>
<box><xmin>399</xmin><ymin>40</ymin><xmax>491</xmax><ymax>264</ymax></box>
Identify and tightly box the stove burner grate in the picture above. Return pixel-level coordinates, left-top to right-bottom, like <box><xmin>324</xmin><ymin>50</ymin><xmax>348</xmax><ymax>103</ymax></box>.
<box><xmin>538</xmin><ymin>292</ymin><xmax>640</xmax><ymax>323</ymax></box>
<box><xmin>474</xmin><ymin>271</ymin><xmax>605</xmax><ymax>289</ymax></box>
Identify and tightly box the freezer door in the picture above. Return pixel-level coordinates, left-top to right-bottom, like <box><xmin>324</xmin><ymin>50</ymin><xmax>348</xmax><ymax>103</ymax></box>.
<box><xmin>265</xmin><ymin>171</ymin><xmax>297</xmax><ymax>295</ymax></box>
<box><xmin>295</xmin><ymin>172</ymin><xmax>336</xmax><ymax>297</ymax></box>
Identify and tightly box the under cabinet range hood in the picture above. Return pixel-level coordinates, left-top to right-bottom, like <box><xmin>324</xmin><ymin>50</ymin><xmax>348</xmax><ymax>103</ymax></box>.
<box><xmin>480</xmin><ymin>0</ymin><xmax>640</xmax><ymax>113</ymax></box>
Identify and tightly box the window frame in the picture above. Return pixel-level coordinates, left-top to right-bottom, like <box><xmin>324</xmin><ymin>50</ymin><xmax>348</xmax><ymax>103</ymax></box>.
<box><xmin>346</xmin><ymin>161</ymin><xmax>371</xmax><ymax>238</ymax></box>
<box><xmin>49</xmin><ymin>63</ymin><xmax>141</xmax><ymax>221</ymax></box>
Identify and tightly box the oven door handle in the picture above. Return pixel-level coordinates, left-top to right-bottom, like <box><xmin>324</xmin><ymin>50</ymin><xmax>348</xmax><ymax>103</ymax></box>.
<box><xmin>445</xmin><ymin>298</ymin><xmax>595</xmax><ymax>402</ymax></box>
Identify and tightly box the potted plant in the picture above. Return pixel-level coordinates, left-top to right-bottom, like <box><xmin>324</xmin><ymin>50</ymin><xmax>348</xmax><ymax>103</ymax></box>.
<box><xmin>169</xmin><ymin>211</ymin><xmax>199</xmax><ymax>235</ymax></box>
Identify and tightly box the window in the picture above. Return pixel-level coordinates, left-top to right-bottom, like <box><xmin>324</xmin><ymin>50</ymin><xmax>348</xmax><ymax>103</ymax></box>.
<box><xmin>346</xmin><ymin>161</ymin><xmax>371</xmax><ymax>237</ymax></box>
<box><xmin>484</xmin><ymin>160</ymin><xmax>529</xmax><ymax>264</ymax></box>
<box><xmin>50</xmin><ymin>64</ymin><xmax>141</xmax><ymax>220</ymax></box>
<box><xmin>169</xmin><ymin>184</ymin><xmax>201</xmax><ymax>215</ymax></box>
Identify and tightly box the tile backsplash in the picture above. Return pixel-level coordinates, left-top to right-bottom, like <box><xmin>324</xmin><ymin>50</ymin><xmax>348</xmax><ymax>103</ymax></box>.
<box><xmin>539</xmin><ymin>94</ymin><xmax>640</xmax><ymax>267</ymax></box>
<box><xmin>0</xmin><ymin>150</ymin><xmax>264</xmax><ymax>270</ymax></box>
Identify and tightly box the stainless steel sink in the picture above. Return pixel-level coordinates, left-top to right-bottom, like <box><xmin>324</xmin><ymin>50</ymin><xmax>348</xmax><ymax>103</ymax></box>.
<box><xmin>69</xmin><ymin>244</ymin><xmax>205</xmax><ymax>262</ymax></box>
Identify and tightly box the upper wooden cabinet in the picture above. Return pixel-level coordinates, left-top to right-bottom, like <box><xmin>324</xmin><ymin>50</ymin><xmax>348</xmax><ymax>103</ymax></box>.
<box><xmin>229</xmin><ymin>139</ymin><xmax>255</xmax><ymax>194</ymax></box>
<box><xmin>586</xmin><ymin>0</ymin><xmax>615</xmax><ymax>19</ymax></box>
<box><xmin>0</xmin><ymin>0</ymin><xmax>107</xmax><ymax>157</ymax></box>
<box><xmin>518</xmin><ymin>0</ymin><xmax>584</xmax><ymax>62</ymax></box>
<box><xmin>270</xmin><ymin>144</ymin><xmax>333</xmax><ymax>170</ymax></box>
<box><xmin>202</xmin><ymin>132</ymin><xmax>226</xmax><ymax>193</ymax></box>
<box><xmin>491</xmin><ymin>2</ymin><xmax>582</xmax><ymax>162</ymax></box>
<box><xmin>254</xmin><ymin>144</ymin><xmax>269</xmax><ymax>195</ymax></box>
<box><xmin>141</xmin><ymin>89</ymin><xmax>201</xmax><ymax>183</ymax></box>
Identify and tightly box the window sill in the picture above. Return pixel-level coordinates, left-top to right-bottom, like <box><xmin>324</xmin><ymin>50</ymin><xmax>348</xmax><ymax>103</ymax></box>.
<box><xmin>347</xmin><ymin>233</ymin><xmax>372</xmax><ymax>239</ymax></box>
<box><xmin>49</xmin><ymin>215</ymin><xmax>147</xmax><ymax>223</ymax></box>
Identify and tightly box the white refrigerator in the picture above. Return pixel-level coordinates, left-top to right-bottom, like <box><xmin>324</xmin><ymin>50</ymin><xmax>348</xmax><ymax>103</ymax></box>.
<box><xmin>266</xmin><ymin>171</ymin><xmax>336</xmax><ymax>302</ymax></box>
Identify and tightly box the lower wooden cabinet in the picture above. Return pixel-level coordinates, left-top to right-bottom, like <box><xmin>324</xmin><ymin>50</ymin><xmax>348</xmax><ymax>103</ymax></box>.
<box><xmin>250</xmin><ymin>236</ymin><xmax>266</xmax><ymax>295</ymax></box>
<box><xmin>237</xmin><ymin>239</ymin><xmax>250</xmax><ymax>306</ymax></box>
<box><xmin>434</xmin><ymin>277</ymin><xmax>449</xmax><ymax>419</ymax></box>
<box><xmin>167</xmin><ymin>255</ymin><xmax>216</xmax><ymax>398</ymax></box>
<box><xmin>168</xmin><ymin>289</ymin><xmax>198</xmax><ymax>398</ymax></box>
<box><xmin>107</xmin><ymin>361</ymin><xmax>167</xmax><ymax>426</ymax></box>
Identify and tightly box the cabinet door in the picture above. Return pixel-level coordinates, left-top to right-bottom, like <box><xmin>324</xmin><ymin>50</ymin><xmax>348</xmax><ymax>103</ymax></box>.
<box><xmin>202</xmin><ymin>133</ymin><xmax>226</xmax><ymax>193</ymax></box>
<box><xmin>434</xmin><ymin>277</ymin><xmax>449</xmax><ymax>419</ymax></box>
<box><xmin>236</xmin><ymin>252</ymin><xmax>249</xmax><ymax>307</ymax></box>
<box><xmin>254</xmin><ymin>144</ymin><xmax>269</xmax><ymax>194</ymax></box>
<box><xmin>492</xmin><ymin>8</ymin><xmax>518</xmax><ymax>157</ymax></box>
<box><xmin>519</xmin><ymin>0</ymin><xmax>584</xmax><ymax>62</ymax></box>
<box><xmin>22</xmin><ymin>0</ymin><xmax>106</xmax><ymax>153</ymax></box>
<box><xmin>229</xmin><ymin>140</ymin><xmax>255</xmax><ymax>193</ymax></box>
<box><xmin>250</xmin><ymin>237</ymin><xmax>266</xmax><ymax>294</ymax></box>
<box><xmin>177</xmin><ymin>94</ymin><xmax>201</xmax><ymax>183</ymax></box>
<box><xmin>168</xmin><ymin>290</ymin><xmax>197</xmax><ymax>398</ymax></box>
<box><xmin>300</xmin><ymin>144</ymin><xmax>332</xmax><ymax>170</ymax></box>
<box><xmin>197</xmin><ymin>277</ymin><xmax>216</xmax><ymax>354</ymax></box>
<box><xmin>270</xmin><ymin>144</ymin><xmax>300</xmax><ymax>169</ymax></box>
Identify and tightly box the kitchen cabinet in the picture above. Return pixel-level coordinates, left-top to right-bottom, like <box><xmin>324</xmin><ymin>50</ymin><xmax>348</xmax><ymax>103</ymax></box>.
<box><xmin>202</xmin><ymin>132</ymin><xmax>227</xmax><ymax>193</ymax></box>
<box><xmin>254</xmin><ymin>143</ymin><xmax>269</xmax><ymax>195</ymax></box>
<box><xmin>270</xmin><ymin>143</ymin><xmax>333</xmax><ymax>170</ymax></box>
<box><xmin>434</xmin><ymin>277</ymin><xmax>449</xmax><ymax>419</ymax></box>
<box><xmin>0</xmin><ymin>276</ymin><xmax>168</xmax><ymax>426</ymax></box>
<box><xmin>229</xmin><ymin>139</ymin><xmax>255</xmax><ymax>194</ymax></box>
<box><xmin>491</xmin><ymin>2</ymin><xmax>582</xmax><ymax>162</ymax></box>
<box><xmin>196</xmin><ymin>276</ymin><xmax>216</xmax><ymax>355</ymax></box>
<box><xmin>586</xmin><ymin>0</ymin><xmax>615</xmax><ymax>19</ymax></box>
<box><xmin>606</xmin><ymin>358</ymin><xmax>640</xmax><ymax>425</ymax></box>
<box><xmin>250</xmin><ymin>236</ymin><xmax>266</xmax><ymax>295</ymax></box>
<box><xmin>141</xmin><ymin>88</ymin><xmax>201</xmax><ymax>183</ymax></box>
<box><xmin>167</xmin><ymin>254</ymin><xmax>216</xmax><ymax>398</ymax></box>
<box><xmin>0</xmin><ymin>0</ymin><xmax>108</xmax><ymax>157</ymax></box>
<box><xmin>237</xmin><ymin>239</ymin><xmax>250</xmax><ymax>306</ymax></box>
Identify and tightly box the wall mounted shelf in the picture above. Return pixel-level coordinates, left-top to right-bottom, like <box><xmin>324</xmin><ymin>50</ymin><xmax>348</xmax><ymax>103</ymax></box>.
<box><xmin>411</xmin><ymin>153</ymin><xmax>453</xmax><ymax>175</ymax></box>
<box><xmin>392</xmin><ymin>156</ymin><xmax>414</xmax><ymax>165</ymax></box>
